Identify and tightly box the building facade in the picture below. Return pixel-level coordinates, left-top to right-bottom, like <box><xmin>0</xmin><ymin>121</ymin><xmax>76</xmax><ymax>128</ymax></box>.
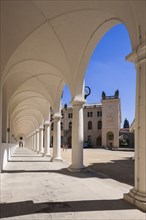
<box><xmin>51</xmin><ymin>92</ymin><xmax>121</xmax><ymax>149</ymax></box>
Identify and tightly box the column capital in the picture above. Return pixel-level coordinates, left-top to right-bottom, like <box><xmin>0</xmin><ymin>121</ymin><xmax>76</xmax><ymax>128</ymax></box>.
<box><xmin>126</xmin><ymin>41</ymin><xmax>146</xmax><ymax>64</ymax></box>
<box><xmin>71</xmin><ymin>97</ymin><xmax>86</xmax><ymax>107</ymax></box>
<box><xmin>39</xmin><ymin>125</ymin><xmax>44</xmax><ymax>130</ymax></box>
<box><xmin>36</xmin><ymin>129</ymin><xmax>39</xmax><ymax>133</ymax></box>
<box><xmin>53</xmin><ymin>113</ymin><xmax>61</xmax><ymax>120</ymax></box>
<box><xmin>44</xmin><ymin>121</ymin><xmax>50</xmax><ymax>126</ymax></box>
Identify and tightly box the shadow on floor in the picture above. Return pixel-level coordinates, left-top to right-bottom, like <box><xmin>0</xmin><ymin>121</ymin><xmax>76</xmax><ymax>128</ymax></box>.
<box><xmin>87</xmin><ymin>157</ymin><xmax>134</xmax><ymax>186</ymax></box>
<box><xmin>0</xmin><ymin>199</ymin><xmax>136</xmax><ymax>218</ymax></box>
<box><xmin>3</xmin><ymin>157</ymin><xmax>134</xmax><ymax>186</ymax></box>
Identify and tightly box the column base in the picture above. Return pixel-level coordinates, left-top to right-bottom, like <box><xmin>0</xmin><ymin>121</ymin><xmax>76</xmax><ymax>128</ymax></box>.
<box><xmin>45</xmin><ymin>153</ymin><xmax>52</xmax><ymax>157</ymax></box>
<box><xmin>68</xmin><ymin>165</ymin><xmax>87</xmax><ymax>173</ymax></box>
<box><xmin>124</xmin><ymin>188</ymin><xmax>146</xmax><ymax>212</ymax></box>
<box><xmin>39</xmin><ymin>151</ymin><xmax>44</xmax><ymax>156</ymax></box>
<box><xmin>51</xmin><ymin>157</ymin><xmax>63</xmax><ymax>162</ymax></box>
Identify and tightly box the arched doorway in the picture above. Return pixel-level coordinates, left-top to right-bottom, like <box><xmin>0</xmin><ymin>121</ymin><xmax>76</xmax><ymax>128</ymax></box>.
<box><xmin>106</xmin><ymin>132</ymin><xmax>114</xmax><ymax>149</ymax></box>
<box><xmin>96</xmin><ymin>136</ymin><xmax>102</xmax><ymax>147</ymax></box>
<box><xmin>119</xmin><ymin>134</ymin><xmax>129</xmax><ymax>147</ymax></box>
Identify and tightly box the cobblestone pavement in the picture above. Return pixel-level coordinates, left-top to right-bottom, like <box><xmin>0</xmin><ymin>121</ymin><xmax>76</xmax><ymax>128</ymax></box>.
<box><xmin>1</xmin><ymin>147</ymin><xmax>145</xmax><ymax>220</ymax></box>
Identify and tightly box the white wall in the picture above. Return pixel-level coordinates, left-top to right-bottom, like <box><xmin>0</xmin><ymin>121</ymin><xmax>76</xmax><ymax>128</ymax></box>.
<box><xmin>0</xmin><ymin>143</ymin><xmax>18</xmax><ymax>172</ymax></box>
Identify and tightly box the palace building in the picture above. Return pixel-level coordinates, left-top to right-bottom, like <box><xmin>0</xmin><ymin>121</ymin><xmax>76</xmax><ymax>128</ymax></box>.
<box><xmin>51</xmin><ymin>91</ymin><xmax>121</xmax><ymax>149</ymax></box>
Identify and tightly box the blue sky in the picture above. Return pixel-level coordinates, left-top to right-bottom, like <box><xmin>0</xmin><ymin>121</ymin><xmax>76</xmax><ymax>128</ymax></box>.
<box><xmin>62</xmin><ymin>24</ymin><xmax>136</xmax><ymax>127</ymax></box>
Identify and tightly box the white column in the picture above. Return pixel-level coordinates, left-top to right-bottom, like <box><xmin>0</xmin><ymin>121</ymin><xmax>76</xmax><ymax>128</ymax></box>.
<box><xmin>68</xmin><ymin>98</ymin><xmax>86</xmax><ymax>172</ymax></box>
<box><xmin>51</xmin><ymin>114</ymin><xmax>62</xmax><ymax>161</ymax></box>
<box><xmin>39</xmin><ymin>126</ymin><xmax>44</xmax><ymax>154</ymax></box>
<box><xmin>36</xmin><ymin>129</ymin><xmax>39</xmax><ymax>153</ymax></box>
<box><xmin>31</xmin><ymin>134</ymin><xmax>33</xmax><ymax>150</ymax></box>
<box><xmin>33</xmin><ymin>131</ymin><xmax>36</xmax><ymax>151</ymax></box>
<box><xmin>28</xmin><ymin>136</ymin><xmax>31</xmax><ymax>149</ymax></box>
<box><xmin>44</xmin><ymin>122</ymin><xmax>51</xmax><ymax>156</ymax></box>
<box><xmin>124</xmin><ymin>42</ymin><xmax>146</xmax><ymax>211</ymax></box>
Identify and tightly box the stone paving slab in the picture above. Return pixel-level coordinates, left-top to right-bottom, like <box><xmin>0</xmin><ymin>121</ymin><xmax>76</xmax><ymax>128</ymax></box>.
<box><xmin>0</xmin><ymin>147</ymin><xmax>145</xmax><ymax>220</ymax></box>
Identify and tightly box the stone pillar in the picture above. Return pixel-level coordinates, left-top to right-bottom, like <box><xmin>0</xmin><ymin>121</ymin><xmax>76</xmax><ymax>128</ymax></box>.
<box><xmin>124</xmin><ymin>42</ymin><xmax>146</xmax><ymax>211</ymax></box>
<box><xmin>31</xmin><ymin>135</ymin><xmax>33</xmax><ymax>149</ymax></box>
<box><xmin>68</xmin><ymin>98</ymin><xmax>86</xmax><ymax>172</ymax></box>
<box><xmin>33</xmin><ymin>131</ymin><xmax>36</xmax><ymax>151</ymax></box>
<box><xmin>39</xmin><ymin>126</ymin><xmax>44</xmax><ymax>154</ymax></box>
<box><xmin>44</xmin><ymin>122</ymin><xmax>51</xmax><ymax>156</ymax></box>
<box><xmin>51</xmin><ymin>114</ymin><xmax>62</xmax><ymax>161</ymax></box>
<box><xmin>36</xmin><ymin>129</ymin><xmax>39</xmax><ymax>153</ymax></box>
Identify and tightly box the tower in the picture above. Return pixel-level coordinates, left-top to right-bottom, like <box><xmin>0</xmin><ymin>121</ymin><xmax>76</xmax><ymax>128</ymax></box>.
<box><xmin>102</xmin><ymin>90</ymin><xmax>121</xmax><ymax>149</ymax></box>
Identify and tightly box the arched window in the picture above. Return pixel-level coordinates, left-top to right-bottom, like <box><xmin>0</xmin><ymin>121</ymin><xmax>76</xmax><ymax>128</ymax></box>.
<box><xmin>87</xmin><ymin>135</ymin><xmax>92</xmax><ymax>147</ymax></box>
<box><xmin>69</xmin><ymin>122</ymin><xmax>72</xmax><ymax>130</ymax></box>
<box><xmin>88</xmin><ymin>121</ymin><xmax>92</xmax><ymax>130</ymax></box>
<box><xmin>98</xmin><ymin>120</ymin><xmax>102</xmax><ymax>129</ymax></box>
<box><xmin>51</xmin><ymin>123</ymin><xmax>54</xmax><ymax>131</ymax></box>
<box><xmin>61</xmin><ymin>122</ymin><xmax>63</xmax><ymax>130</ymax></box>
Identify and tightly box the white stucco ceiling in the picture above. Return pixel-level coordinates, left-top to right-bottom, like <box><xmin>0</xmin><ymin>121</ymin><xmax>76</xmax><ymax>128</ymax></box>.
<box><xmin>1</xmin><ymin>0</ymin><xmax>145</xmax><ymax>139</ymax></box>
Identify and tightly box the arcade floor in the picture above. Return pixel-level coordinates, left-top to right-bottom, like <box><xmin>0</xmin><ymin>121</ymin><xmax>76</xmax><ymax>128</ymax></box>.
<box><xmin>1</xmin><ymin>147</ymin><xmax>145</xmax><ymax>220</ymax></box>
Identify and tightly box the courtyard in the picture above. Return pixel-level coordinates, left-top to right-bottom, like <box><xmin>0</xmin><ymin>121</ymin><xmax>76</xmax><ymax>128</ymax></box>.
<box><xmin>1</xmin><ymin>147</ymin><xmax>145</xmax><ymax>220</ymax></box>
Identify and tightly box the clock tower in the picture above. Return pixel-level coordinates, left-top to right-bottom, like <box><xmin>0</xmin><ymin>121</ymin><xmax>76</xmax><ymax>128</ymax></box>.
<box><xmin>102</xmin><ymin>91</ymin><xmax>121</xmax><ymax>149</ymax></box>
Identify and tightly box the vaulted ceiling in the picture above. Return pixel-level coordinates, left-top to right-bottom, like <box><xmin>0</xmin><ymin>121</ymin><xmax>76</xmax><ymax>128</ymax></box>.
<box><xmin>1</xmin><ymin>0</ymin><xmax>145</xmax><ymax>140</ymax></box>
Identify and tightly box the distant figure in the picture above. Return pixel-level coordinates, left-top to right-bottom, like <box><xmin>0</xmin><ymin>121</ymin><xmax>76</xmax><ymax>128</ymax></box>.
<box><xmin>62</xmin><ymin>144</ymin><xmax>65</xmax><ymax>151</ymax></box>
<box><xmin>65</xmin><ymin>144</ymin><xmax>68</xmax><ymax>151</ymax></box>
<box><xmin>19</xmin><ymin>140</ymin><xmax>23</xmax><ymax>147</ymax></box>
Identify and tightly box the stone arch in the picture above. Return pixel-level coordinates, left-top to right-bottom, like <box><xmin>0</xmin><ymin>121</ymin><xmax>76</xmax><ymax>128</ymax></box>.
<box><xmin>74</xmin><ymin>19</ymin><xmax>133</xmax><ymax>98</ymax></box>
<box><xmin>106</xmin><ymin>131</ymin><xmax>114</xmax><ymax>149</ymax></box>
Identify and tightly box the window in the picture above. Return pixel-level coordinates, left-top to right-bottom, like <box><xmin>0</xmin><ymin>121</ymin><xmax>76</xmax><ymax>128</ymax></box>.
<box><xmin>50</xmin><ymin>114</ymin><xmax>53</xmax><ymax>121</ymax></box>
<box><xmin>97</xmin><ymin>111</ymin><xmax>102</xmax><ymax>117</ymax></box>
<box><xmin>61</xmin><ymin>122</ymin><xmax>63</xmax><ymax>130</ymax></box>
<box><xmin>98</xmin><ymin>120</ymin><xmax>102</xmax><ymax>129</ymax></box>
<box><xmin>87</xmin><ymin>112</ymin><xmax>93</xmax><ymax>117</ymax></box>
<box><xmin>68</xmin><ymin>113</ymin><xmax>73</xmax><ymax>118</ymax></box>
<box><xmin>61</xmin><ymin>110</ymin><xmax>64</xmax><ymax>118</ymax></box>
<box><xmin>69</xmin><ymin>122</ymin><xmax>72</xmax><ymax>130</ymax></box>
<box><xmin>87</xmin><ymin>135</ymin><xmax>92</xmax><ymax>146</ymax></box>
<box><xmin>88</xmin><ymin>121</ymin><xmax>92</xmax><ymax>130</ymax></box>
<box><xmin>51</xmin><ymin>123</ymin><xmax>54</xmax><ymax>131</ymax></box>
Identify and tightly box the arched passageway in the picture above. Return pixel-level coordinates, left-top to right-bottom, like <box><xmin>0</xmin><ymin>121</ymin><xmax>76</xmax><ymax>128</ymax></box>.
<box><xmin>1</xmin><ymin>1</ymin><xmax>146</xmax><ymax>211</ymax></box>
